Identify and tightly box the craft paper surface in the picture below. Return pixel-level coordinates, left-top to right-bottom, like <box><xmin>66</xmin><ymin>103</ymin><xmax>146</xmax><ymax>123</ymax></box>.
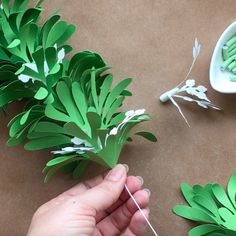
<box><xmin>1</xmin><ymin>1</ymin><xmax>236</xmax><ymax>236</ymax></box>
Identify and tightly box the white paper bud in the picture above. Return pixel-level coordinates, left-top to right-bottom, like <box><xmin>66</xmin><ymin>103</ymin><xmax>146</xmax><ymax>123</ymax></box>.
<box><xmin>71</xmin><ymin>137</ymin><xmax>83</xmax><ymax>145</ymax></box>
<box><xmin>134</xmin><ymin>109</ymin><xmax>145</xmax><ymax>116</ymax></box>
<box><xmin>109</xmin><ymin>127</ymin><xmax>118</xmax><ymax>135</ymax></box>
<box><xmin>125</xmin><ymin>110</ymin><xmax>135</xmax><ymax>117</ymax></box>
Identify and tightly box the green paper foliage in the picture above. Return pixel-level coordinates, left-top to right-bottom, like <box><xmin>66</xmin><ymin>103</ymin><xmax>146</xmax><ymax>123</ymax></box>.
<box><xmin>25</xmin><ymin>68</ymin><xmax>155</xmax><ymax>181</ymax></box>
<box><xmin>0</xmin><ymin>1</ymin><xmax>157</xmax><ymax>181</ymax></box>
<box><xmin>0</xmin><ymin>0</ymin><xmax>75</xmax><ymax>109</ymax></box>
<box><xmin>173</xmin><ymin>172</ymin><xmax>236</xmax><ymax>236</ymax></box>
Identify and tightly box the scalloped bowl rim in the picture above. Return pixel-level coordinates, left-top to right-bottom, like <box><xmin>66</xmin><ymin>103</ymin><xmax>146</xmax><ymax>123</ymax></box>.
<box><xmin>210</xmin><ymin>21</ymin><xmax>236</xmax><ymax>94</ymax></box>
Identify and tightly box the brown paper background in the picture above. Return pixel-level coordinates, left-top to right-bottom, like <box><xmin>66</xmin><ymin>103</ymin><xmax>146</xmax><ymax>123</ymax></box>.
<box><xmin>1</xmin><ymin>0</ymin><xmax>236</xmax><ymax>235</ymax></box>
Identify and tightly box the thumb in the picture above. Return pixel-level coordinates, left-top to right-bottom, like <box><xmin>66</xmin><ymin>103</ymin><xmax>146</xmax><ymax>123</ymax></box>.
<box><xmin>78</xmin><ymin>164</ymin><xmax>127</xmax><ymax>211</ymax></box>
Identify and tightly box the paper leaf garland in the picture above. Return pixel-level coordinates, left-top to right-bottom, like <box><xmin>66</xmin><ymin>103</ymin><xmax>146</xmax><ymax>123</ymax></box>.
<box><xmin>0</xmin><ymin>0</ymin><xmax>157</xmax><ymax>181</ymax></box>
<box><xmin>173</xmin><ymin>172</ymin><xmax>236</xmax><ymax>236</ymax></box>
<box><xmin>160</xmin><ymin>39</ymin><xmax>220</xmax><ymax>127</ymax></box>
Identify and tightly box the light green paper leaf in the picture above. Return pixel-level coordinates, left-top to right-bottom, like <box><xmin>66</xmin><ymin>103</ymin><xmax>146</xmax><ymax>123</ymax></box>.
<box><xmin>212</xmin><ymin>184</ymin><xmax>235</xmax><ymax>213</ymax></box>
<box><xmin>188</xmin><ymin>224</ymin><xmax>224</xmax><ymax>236</ymax></box>
<box><xmin>46</xmin><ymin>155</ymin><xmax>77</xmax><ymax>167</ymax></box>
<box><xmin>173</xmin><ymin>205</ymin><xmax>216</xmax><ymax>223</ymax></box>
<box><xmin>45</xmin><ymin>104</ymin><xmax>71</xmax><ymax>123</ymax></box>
<box><xmin>193</xmin><ymin>195</ymin><xmax>220</xmax><ymax>219</ymax></box>
<box><xmin>227</xmin><ymin>172</ymin><xmax>236</xmax><ymax>208</ymax></box>
<box><xmin>7</xmin><ymin>39</ymin><xmax>20</xmax><ymax>49</ymax></box>
<box><xmin>34</xmin><ymin>87</ymin><xmax>48</xmax><ymax>100</ymax></box>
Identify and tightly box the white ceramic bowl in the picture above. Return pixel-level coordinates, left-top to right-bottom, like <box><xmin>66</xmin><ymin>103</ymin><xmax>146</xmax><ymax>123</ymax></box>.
<box><xmin>210</xmin><ymin>21</ymin><xmax>236</xmax><ymax>93</ymax></box>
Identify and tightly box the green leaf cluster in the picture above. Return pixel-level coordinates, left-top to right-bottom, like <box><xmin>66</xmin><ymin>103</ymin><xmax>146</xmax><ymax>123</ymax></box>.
<box><xmin>0</xmin><ymin>0</ymin><xmax>157</xmax><ymax>181</ymax></box>
<box><xmin>24</xmin><ymin>67</ymin><xmax>156</xmax><ymax>181</ymax></box>
<box><xmin>173</xmin><ymin>172</ymin><xmax>236</xmax><ymax>236</ymax></box>
<box><xmin>0</xmin><ymin>0</ymin><xmax>75</xmax><ymax>108</ymax></box>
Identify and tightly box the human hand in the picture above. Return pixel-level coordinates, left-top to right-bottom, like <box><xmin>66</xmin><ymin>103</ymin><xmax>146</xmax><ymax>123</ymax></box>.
<box><xmin>27</xmin><ymin>164</ymin><xmax>150</xmax><ymax>236</ymax></box>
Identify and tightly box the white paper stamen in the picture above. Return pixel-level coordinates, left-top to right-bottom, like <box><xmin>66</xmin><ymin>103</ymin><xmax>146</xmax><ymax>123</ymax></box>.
<box><xmin>159</xmin><ymin>38</ymin><xmax>220</xmax><ymax>126</ymax></box>
<box><xmin>18</xmin><ymin>45</ymin><xmax>65</xmax><ymax>83</ymax></box>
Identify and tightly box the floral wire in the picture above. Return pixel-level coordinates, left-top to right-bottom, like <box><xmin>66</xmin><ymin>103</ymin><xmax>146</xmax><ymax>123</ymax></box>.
<box><xmin>125</xmin><ymin>184</ymin><xmax>159</xmax><ymax>236</ymax></box>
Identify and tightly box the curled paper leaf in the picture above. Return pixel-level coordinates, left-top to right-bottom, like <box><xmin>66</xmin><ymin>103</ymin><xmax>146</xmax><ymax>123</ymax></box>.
<box><xmin>173</xmin><ymin>172</ymin><xmax>236</xmax><ymax>236</ymax></box>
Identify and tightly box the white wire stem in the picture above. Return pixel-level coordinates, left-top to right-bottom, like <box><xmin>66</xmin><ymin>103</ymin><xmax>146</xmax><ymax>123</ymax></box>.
<box><xmin>176</xmin><ymin>57</ymin><xmax>197</xmax><ymax>88</ymax></box>
<box><xmin>168</xmin><ymin>95</ymin><xmax>190</xmax><ymax>127</ymax></box>
<box><xmin>124</xmin><ymin>184</ymin><xmax>159</xmax><ymax>236</ymax></box>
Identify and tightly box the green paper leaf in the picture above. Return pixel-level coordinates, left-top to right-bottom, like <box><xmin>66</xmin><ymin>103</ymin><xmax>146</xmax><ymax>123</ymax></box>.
<box><xmin>34</xmin><ymin>122</ymin><xmax>65</xmax><ymax>134</ymax></box>
<box><xmin>102</xmin><ymin>78</ymin><xmax>132</xmax><ymax>119</ymax></box>
<box><xmin>44</xmin><ymin>157</ymin><xmax>77</xmax><ymax>183</ymax></box>
<box><xmin>98</xmin><ymin>74</ymin><xmax>113</xmax><ymax>114</ymax></box>
<box><xmin>173</xmin><ymin>205</ymin><xmax>216</xmax><ymax>223</ymax></box>
<box><xmin>45</xmin><ymin>20</ymin><xmax>68</xmax><ymax>47</ymax></box>
<box><xmin>212</xmin><ymin>184</ymin><xmax>235</xmax><ymax>213</ymax></box>
<box><xmin>64</xmin><ymin>122</ymin><xmax>91</xmax><ymax>143</ymax></box>
<box><xmin>20</xmin><ymin>109</ymin><xmax>31</xmax><ymax>125</ymax></box>
<box><xmin>180</xmin><ymin>183</ymin><xmax>197</xmax><ymax>207</ymax></box>
<box><xmin>34</xmin><ymin>87</ymin><xmax>48</xmax><ymax>100</ymax></box>
<box><xmin>72</xmin><ymin>82</ymin><xmax>88</xmax><ymax>123</ymax></box>
<box><xmin>105</xmin><ymin>96</ymin><xmax>125</xmax><ymax>125</ymax></box>
<box><xmin>45</xmin><ymin>104</ymin><xmax>71</xmax><ymax>123</ymax></box>
<box><xmin>134</xmin><ymin>131</ymin><xmax>157</xmax><ymax>142</ymax></box>
<box><xmin>86</xmin><ymin>112</ymin><xmax>101</xmax><ymax>140</ymax></box>
<box><xmin>109</xmin><ymin>112</ymin><xmax>126</xmax><ymax>127</ymax></box>
<box><xmin>56</xmin><ymin>24</ymin><xmax>76</xmax><ymax>47</ymax></box>
<box><xmin>41</xmin><ymin>15</ymin><xmax>60</xmax><ymax>47</ymax></box>
<box><xmin>73</xmin><ymin>160</ymin><xmax>89</xmax><ymax>179</ymax></box>
<box><xmin>218</xmin><ymin>208</ymin><xmax>236</xmax><ymax>231</ymax></box>
<box><xmin>188</xmin><ymin>224</ymin><xmax>224</xmax><ymax>236</ymax></box>
<box><xmin>90</xmin><ymin>69</ymin><xmax>99</xmax><ymax>111</ymax></box>
<box><xmin>45</xmin><ymin>46</ymin><xmax>57</xmax><ymax>70</ymax></box>
<box><xmin>193</xmin><ymin>195</ymin><xmax>220</xmax><ymax>219</ymax></box>
<box><xmin>2</xmin><ymin>0</ymin><xmax>10</xmax><ymax>16</ymax></box>
<box><xmin>7</xmin><ymin>39</ymin><xmax>20</xmax><ymax>49</ymax></box>
<box><xmin>227</xmin><ymin>172</ymin><xmax>236</xmax><ymax>208</ymax></box>
<box><xmin>46</xmin><ymin>155</ymin><xmax>77</xmax><ymax>167</ymax></box>
<box><xmin>56</xmin><ymin>81</ymin><xmax>83</xmax><ymax>125</ymax></box>
<box><xmin>35</xmin><ymin>0</ymin><xmax>44</xmax><ymax>8</ymax></box>
<box><xmin>24</xmin><ymin>135</ymin><xmax>71</xmax><ymax>150</ymax></box>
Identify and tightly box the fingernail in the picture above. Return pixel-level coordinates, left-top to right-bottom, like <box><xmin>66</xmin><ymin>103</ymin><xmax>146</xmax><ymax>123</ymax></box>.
<box><xmin>136</xmin><ymin>208</ymin><xmax>149</xmax><ymax>232</ymax></box>
<box><xmin>106</xmin><ymin>164</ymin><xmax>125</xmax><ymax>181</ymax></box>
<box><xmin>143</xmin><ymin>188</ymin><xmax>151</xmax><ymax>196</ymax></box>
<box><xmin>123</xmin><ymin>164</ymin><xmax>129</xmax><ymax>172</ymax></box>
<box><xmin>136</xmin><ymin>176</ymin><xmax>144</xmax><ymax>185</ymax></box>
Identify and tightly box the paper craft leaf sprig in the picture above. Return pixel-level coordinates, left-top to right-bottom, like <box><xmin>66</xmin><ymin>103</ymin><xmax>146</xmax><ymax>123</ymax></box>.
<box><xmin>0</xmin><ymin>0</ymin><xmax>157</xmax><ymax>181</ymax></box>
<box><xmin>173</xmin><ymin>172</ymin><xmax>236</xmax><ymax>236</ymax></box>
<box><xmin>159</xmin><ymin>39</ymin><xmax>220</xmax><ymax>127</ymax></box>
